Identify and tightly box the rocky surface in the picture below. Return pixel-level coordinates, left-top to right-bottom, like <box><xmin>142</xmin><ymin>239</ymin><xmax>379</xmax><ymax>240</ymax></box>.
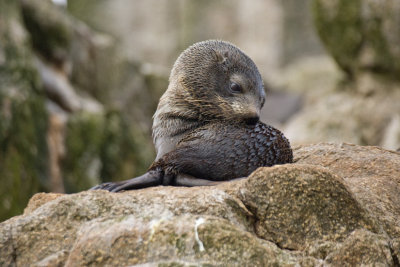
<box><xmin>285</xmin><ymin>88</ymin><xmax>400</xmax><ymax>149</ymax></box>
<box><xmin>1</xmin><ymin>143</ymin><xmax>399</xmax><ymax>266</ymax></box>
<box><xmin>295</xmin><ymin>143</ymin><xmax>400</xmax><ymax>238</ymax></box>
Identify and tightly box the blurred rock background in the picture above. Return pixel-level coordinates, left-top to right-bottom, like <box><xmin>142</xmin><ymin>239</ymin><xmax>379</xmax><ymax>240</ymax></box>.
<box><xmin>0</xmin><ymin>0</ymin><xmax>399</xmax><ymax>222</ymax></box>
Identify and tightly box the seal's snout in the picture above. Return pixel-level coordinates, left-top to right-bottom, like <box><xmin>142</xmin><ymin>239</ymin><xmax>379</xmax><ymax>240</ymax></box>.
<box><xmin>245</xmin><ymin>116</ymin><xmax>259</xmax><ymax>126</ymax></box>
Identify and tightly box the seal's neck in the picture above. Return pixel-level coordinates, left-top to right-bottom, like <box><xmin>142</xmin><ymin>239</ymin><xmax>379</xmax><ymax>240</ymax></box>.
<box><xmin>152</xmin><ymin>86</ymin><xmax>204</xmax><ymax>160</ymax></box>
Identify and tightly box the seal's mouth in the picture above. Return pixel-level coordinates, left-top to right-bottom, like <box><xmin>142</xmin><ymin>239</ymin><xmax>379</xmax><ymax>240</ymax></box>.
<box><xmin>244</xmin><ymin>116</ymin><xmax>259</xmax><ymax>126</ymax></box>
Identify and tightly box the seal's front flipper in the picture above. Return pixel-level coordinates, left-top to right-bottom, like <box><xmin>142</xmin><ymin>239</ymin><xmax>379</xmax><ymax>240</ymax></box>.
<box><xmin>90</xmin><ymin>182</ymin><xmax>124</xmax><ymax>191</ymax></box>
<box><xmin>90</xmin><ymin>170</ymin><xmax>163</xmax><ymax>192</ymax></box>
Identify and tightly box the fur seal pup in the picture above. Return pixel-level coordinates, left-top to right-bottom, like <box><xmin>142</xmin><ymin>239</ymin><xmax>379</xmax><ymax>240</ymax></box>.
<box><xmin>91</xmin><ymin>40</ymin><xmax>293</xmax><ymax>192</ymax></box>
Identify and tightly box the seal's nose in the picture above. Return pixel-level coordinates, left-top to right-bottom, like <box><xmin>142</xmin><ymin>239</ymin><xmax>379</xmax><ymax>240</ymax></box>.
<box><xmin>245</xmin><ymin>116</ymin><xmax>259</xmax><ymax>126</ymax></box>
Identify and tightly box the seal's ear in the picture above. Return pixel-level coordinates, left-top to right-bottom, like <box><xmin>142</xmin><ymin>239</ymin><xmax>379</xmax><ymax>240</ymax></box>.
<box><xmin>214</xmin><ymin>50</ymin><xmax>229</xmax><ymax>64</ymax></box>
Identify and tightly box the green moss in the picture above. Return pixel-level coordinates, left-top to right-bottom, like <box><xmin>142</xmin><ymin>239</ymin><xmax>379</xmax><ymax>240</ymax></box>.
<box><xmin>158</xmin><ymin>263</ymin><xmax>186</xmax><ymax>267</ymax></box>
<box><xmin>175</xmin><ymin>234</ymin><xmax>187</xmax><ymax>253</ymax></box>
<box><xmin>67</xmin><ymin>0</ymin><xmax>105</xmax><ymax>32</ymax></box>
<box><xmin>312</xmin><ymin>0</ymin><xmax>363</xmax><ymax>78</ymax></box>
<box><xmin>0</xmin><ymin>85</ymin><xmax>48</xmax><ymax>222</ymax></box>
<box><xmin>63</xmin><ymin>110</ymin><xmax>152</xmax><ymax>192</ymax></box>
<box><xmin>158</xmin><ymin>263</ymin><xmax>206</xmax><ymax>267</ymax></box>
<box><xmin>21</xmin><ymin>0</ymin><xmax>72</xmax><ymax>63</ymax></box>
<box><xmin>62</xmin><ymin>112</ymin><xmax>104</xmax><ymax>192</ymax></box>
<box><xmin>196</xmin><ymin>221</ymin><xmax>291</xmax><ymax>265</ymax></box>
<box><xmin>0</xmin><ymin>0</ymin><xmax>49</xmax><ymax>222</ymax></box>
<box><xmin>362</xmin><ymin>17</ymin><xmax>398</xmax><ymax>78</ymax></box>
<box><xmin>312</xmin><ymin>0</ymin><xmax>400</xmax><ymax>81</ymax></box>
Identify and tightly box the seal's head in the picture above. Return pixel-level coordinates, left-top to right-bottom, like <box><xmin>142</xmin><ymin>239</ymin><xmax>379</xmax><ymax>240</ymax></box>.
<box><xmin>167</xmin><ymin>40</ymin><xmax>265</xmax><ymax>125</ymax></box>
<box><xmin>153</xmin><ymin>40</ymin><xmax>267</xmax><ymax>159</ymax></box>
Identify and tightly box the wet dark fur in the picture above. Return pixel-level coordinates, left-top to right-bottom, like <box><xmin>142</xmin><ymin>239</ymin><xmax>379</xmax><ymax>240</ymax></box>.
<box><xmin>91</xmin><ymin>40</ymin><xmax>293</xmax><ymax>192</ymax></box>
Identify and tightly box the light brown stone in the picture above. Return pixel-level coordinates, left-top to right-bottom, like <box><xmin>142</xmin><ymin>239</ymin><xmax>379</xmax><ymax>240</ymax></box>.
<box><xmin>1</xmin><ymin>143</ymin><xmax>399</xmax><ymax>265</ymax></box>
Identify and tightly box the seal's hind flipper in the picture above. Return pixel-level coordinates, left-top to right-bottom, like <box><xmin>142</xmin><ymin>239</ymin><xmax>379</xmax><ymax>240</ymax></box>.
<box><xmin>90</xmin><ymin>170</ymin><xmax>163</xmax><ymax>192</ymax></box>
